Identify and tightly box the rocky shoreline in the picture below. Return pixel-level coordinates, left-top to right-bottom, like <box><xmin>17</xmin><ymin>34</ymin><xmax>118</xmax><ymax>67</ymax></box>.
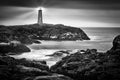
<box><xmin>0</xmin><ymin>35</ymin><xmax>120</xmax><ymax>80</ymax></box>
<box><xmin>0</xmin><ymin>24</ymin><xmax>90</xmax><ymax>45</ymax></box>
<box><xmin>0</xmin><ymin>42</ymin><xmax>31</xmax><ymax>55</ymax></box>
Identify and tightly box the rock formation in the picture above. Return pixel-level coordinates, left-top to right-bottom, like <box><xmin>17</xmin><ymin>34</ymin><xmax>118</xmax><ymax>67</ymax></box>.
<box><xmin>111</xmin><ymin>35</ymin><xmax>120</xmax><ymax>50</ymax></box>
<box><xmin>0</xmin><ymin>56</ymin><xmax>73</xmax><ymax>80</ymax></box>
<box><xmin>0</xmin><ymin>24</ymin><xmax>90</xmax><ymax>44</ymax></box>
<box><xmin>0</xmin><ymin>42</ymin><xmax>30</xmax><ymax>55</ymax></box>
<box><xmin>50</xmin><ymin>35</ymin><xmax>120</xmax><ymax>80</ymax></box>
<box><xmin>46</xmin><ymin>50</ymin><xmax>69</xmax><ymax>57</ymax></box>
<box><xmin>0</xmin><ymin>24</ymin><xmax>120</xmax><ymax>80</ymax></box>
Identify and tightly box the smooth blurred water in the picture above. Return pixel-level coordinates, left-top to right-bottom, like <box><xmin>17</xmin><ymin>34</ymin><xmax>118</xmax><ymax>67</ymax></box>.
<box><xmin>29</xmin><ymin>28</ymin><xmax>120</xmax><ymax>51</ymax></box>
<box><xmin>11</xmin><ymin>27</ymin><xmax>120</xmax><ymax>66</ymax></box>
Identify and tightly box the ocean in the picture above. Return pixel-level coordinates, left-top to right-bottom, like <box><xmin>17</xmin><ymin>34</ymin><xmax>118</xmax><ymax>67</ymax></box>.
<box><xmin>11</xmin><ymin>27</ymin><xmax>120</xmax><ymax>66</ymax></box>
<box><xmin>28</xmin><ymin>27</ymin><xmax>120</xmax><ymax>51</ymax></box>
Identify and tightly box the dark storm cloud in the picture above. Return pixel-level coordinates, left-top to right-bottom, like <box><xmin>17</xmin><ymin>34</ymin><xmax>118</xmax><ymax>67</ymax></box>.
<box><xmin>0</xmin><ymin>0</ymin><xmax>120</xmax><ymax>27</ymax></box>
<box><xmin>0</xmin><ymin>0</ymin><xmax>41</xmax><ymax>7</ymax></box>
<box><xmin>49</xmin><ymin>0</ymin><xmax>120</xmax><ymax>10</ymax></box>
<box><xmin>0</xmin><ymin>0</ymin><xmax>120</xmax><ymax>10</ymax></box>
<box><xmin>0</xmin><ymin>7</ymin><xmax>33</xmax><ymax>21</ymax></box>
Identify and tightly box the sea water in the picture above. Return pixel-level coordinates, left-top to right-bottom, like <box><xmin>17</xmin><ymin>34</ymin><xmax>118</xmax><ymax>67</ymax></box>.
<box><xmin>11</xmin><ymin>27</ymin><xmax>120</xmax><ymax>66</ymax></box>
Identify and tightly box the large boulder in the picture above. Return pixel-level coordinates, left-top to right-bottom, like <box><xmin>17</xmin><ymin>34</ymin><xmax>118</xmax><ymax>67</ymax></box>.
<box><xmin>32</xmin><ymin>74</ymin><xmax>73</xmax><ymax>80</ymax></box>
<box><xmin>107</xmin><ymin>35</ymin><xmax>120</xmax><ymax>55</ymax></box>
<box><xmin>16</xmin><ymin>65</ymin><xmax>50</xmax><ymax>76</ymax></box>
<box><xmin>111</xmin><ymin>35</ymin><xmax>120</xmax><ymax>50</ymax></box>
<box><xmin>0</xmin><ymin>56</ymin><xmax>73</xmax><ymax>80</ymax></box>
<box><xmin>0</xmin><ymin>43</ymin><xmax>30</xmax><ymax>55</ymax></box>
<box><xmin>46</xmin><ymin>50</ymin><xmax>69</xmax><ymax>57</ymax></box>
<box><xmin>0</xmin><ymin>56</ymin><xmax>49</xmax><ymax>71</ymax></box>
<box><xmin>50</xmin><ymin>48</ymin><xmax>120</xmax><ymax>80</ymax></box>
<box><xmin>50</xmin><ymin>49</ymin><xmax>99</xmax><ymax>80</ymax></box>
<box><xmin>33</xmin><ymin>40</ymin><xmax>41</xmax><ymax>44</ymax></box>
<box><xmin>0</xmin><ymin>56</ymin><xmax>50</xmax><ymax>80</ymax></box>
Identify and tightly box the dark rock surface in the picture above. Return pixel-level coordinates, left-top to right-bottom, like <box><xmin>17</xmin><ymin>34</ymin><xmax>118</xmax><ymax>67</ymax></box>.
<box><xmin>0</xmin><ymin>34</ymin><xmax>120</xmax><ymax>80</ymax></box>
<box><xmin>33</xmin><ymin>40</ymin><xmax>41</xmax><ymax>44</ymax></box>
<box><xmin>0</xmin><ymin>24</ymin><xmax>90</xmax><ymax>44</ymax></box>
<box><xmin>0</xmin><ymin>43</ymin><xmax>30</xmax><ymax>55</ymax></box>
<box><xmin>0</xmin><ymin>56</ymin><xmax>73</xmax><ymax>80</ymax></box>
<box><xmin>111</xmin><ymin>35</ymin><xmax>120</xmax><ymax>51</ymax></box>
<box><xmin>32</xmin><ymin>74</ymin><xmax>73</xmax><ymax>80</ymax></box>
<box><xmin>46</xmin><ymin>50</ymin><xmax>69</xmax><ymax>57</ymax></box>
<box><xmin>107</xmin><ymin>35</ymin><xmax>120</xmax><ymax>55</ymax></box>
<box><xmin>0</xmin><ymin>56</ymin><xmax>49</xmax><ymax>70</ymax></box>
<box><xmin>50</xmin><ymin>35</ymin><xmax>120</xmax><ymax>80</ymax></box>
<box><xmin>0</xmin><ymin>56</ymin><xmax>48</xmax><ymax>80</ymax></box>
<box><xmin>22</xmin><ymin>74</ymin><xmax>73</xmax><ymax>80</ymax></box>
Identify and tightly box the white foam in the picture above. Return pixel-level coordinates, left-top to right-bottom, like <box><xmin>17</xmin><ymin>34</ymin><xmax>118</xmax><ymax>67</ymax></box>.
<box><xmin>89</xmin><ymin>36</ymin><xmax>100</xmax><ymax>41</ymax></box>
<box><xmin>10</xmin><ymin>49</ymin><xmax>59</xmax><ymax>60</ymax></box>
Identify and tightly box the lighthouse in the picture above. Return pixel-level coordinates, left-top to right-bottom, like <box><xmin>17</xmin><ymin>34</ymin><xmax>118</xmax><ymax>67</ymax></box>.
<box><xmin>38</xmin><ymin>8</ymin><xmax>43</xmax><ymax>25</ymax></box>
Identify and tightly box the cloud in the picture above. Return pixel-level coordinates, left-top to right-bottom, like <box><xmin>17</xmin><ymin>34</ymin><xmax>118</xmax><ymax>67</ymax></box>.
<box><xmin>0</xmin><ymin>7</ymin><xmax>34</xmax><ymax>21</ymax></box>
<box><xmin>0</xmin><ymin>0</ymin><xmax>120</xmax><ymax>27</ymax></box>
<box><xmin>0</xmin><ymin>0</ymin><xmax>120</xmax><ymax>10</ymax></box>
<box><xmin>0</xmin><ymin>0</ymin><xmax>45</xmax><ymax>7</ymax></box>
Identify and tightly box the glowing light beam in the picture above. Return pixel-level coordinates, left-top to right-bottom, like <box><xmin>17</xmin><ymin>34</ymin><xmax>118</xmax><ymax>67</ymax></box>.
<box><xmin>36</xmin><ymin>7</ymin><xmax>45</xmax><ymax>11</ymax></box>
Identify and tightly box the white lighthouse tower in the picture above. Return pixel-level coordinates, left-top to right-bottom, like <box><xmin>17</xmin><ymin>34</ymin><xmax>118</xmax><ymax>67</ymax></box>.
<box><xmin>38</xmin><ymin>8</ymin><xmax>43</xmax><ymax>25</ymax></box>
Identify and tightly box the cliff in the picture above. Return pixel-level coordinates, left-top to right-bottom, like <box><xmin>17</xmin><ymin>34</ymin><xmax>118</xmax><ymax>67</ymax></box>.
<box><xmin>0</xmin><ymin>24</ymin><xmax>90</xmax><ymax>44</ymax></box>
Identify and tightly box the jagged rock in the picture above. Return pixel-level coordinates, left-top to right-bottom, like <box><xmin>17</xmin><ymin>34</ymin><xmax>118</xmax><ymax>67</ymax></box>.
<box><xmin>50</xmin><ymin>48</ymin><xmax>120</xmax><ymax>80</ymax></box>
<box><xmin>33</xmin><ymin>40</ymin><xmax>41</xmax><ymax>44</ymax></box>
<box><xmin>34</xmin><ymin>60</ymin><xmax>47</xmax><ymax>65</ymax></box>
<box><xmin>0</xmin><ymin>55</ymin><xmax>73</xmax><ymax>80</ymax></box>
<box><xmin>107</xmin><ymin>35</ymin><xmax>120</xmax><ymax>55</ymax></box>
<box><xmin>0</xmin><ymin>24</ymin><xmax>90</xmax><ymax>43</ymax></box>
<box><xmin>86</xmin><ymin>49</ymin><xmax>97</xmax><ymax>54</ymax></box>
<box><xmin>46</xmin><ymin>50</ymin><xmax>69</xmax><ymax>57</ymax></box>
<box><xmin>22</xmin><ymin>74</ymin><xmax>73</xmax><ymax>80</ymax></box>
<box><xmin>32</xmin><ymin>74</ymin><xmax>73</xmax><ymax>80</ymax></box>
<box><xmin>111</xmin><ymin>35</ymin><xmax>120</xmax><ymax>50</ymax></box>
<box><xmin>50</xmin><ymin>50</ymin><xmax>98</xmax><ymax>79</ymax></box>
<box><xmin>16</xmin><ymin>65</ymin><xmax>50</xmax><ymax>76</ymax></box>
<box><xmin>0</xmin><ymin>56</ymin><xmax>49</xmax><ymax>71</ymax></box>
<box><xmin>0</xmin><ymin>56</ymin><xmax>50</xmax><ymax>80</ymax></box>
<box><xmin>1</xmin><ymin>35</ymin><xmax>120</xmax><ymax>80</ymax></box>
<box><xmin>0</xmin><ymin>65</ymin><xmax>49</xmax><ymax>80</ymax></box>
<box><xmin>80</xmin><ymin>50</ymin><xmax>86</xmax><ymax>53</ymax></box>
<box><xmin>0</xmin><ymin>43</ymin><xmax>30</xmax><ymax>55</ymax></box>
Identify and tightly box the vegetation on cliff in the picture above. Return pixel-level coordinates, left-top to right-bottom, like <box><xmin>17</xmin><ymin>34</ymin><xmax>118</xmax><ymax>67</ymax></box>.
<box><xmin>0</xmin><ymin>24</ymin><xmax>90</xmax><ymax>44</ymax></box>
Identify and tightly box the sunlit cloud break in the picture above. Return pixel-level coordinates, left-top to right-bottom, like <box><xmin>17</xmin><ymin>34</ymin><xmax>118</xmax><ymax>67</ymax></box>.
<box><xmin>0</xmin><ymin>0</ymin><xmax>120</xmax><ymax>27</ymax></box>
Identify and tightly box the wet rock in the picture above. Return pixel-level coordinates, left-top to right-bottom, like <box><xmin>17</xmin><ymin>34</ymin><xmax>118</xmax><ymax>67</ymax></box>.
<box><xmin>86</xmin><ymin>49</ymin><xmax>97</xmax><ymax>54</ymax></box>
<box><xmin>33</xmin><ymin>74</ymin><xmax>73</xmax><ymax>80</ymax></box>
<box><xmin>0</xmin><ymin>56</ymin><xmax>49</xmax><ymax>71</ymax></box>
<box><xmin>80</xmin><ymin>50</ymin><xmax>86</xmax><ymax>53</ymax></box>
<box><xmin>50</xmin><ymin>47</ymin><xmax>120</xmax><ymax>80</ymax></box>
<box><xmin>46</xmin><ymin>50</ymin><xmax>69</xmax><ymax>57</ymax></box>
<box><xmin>0</xmin><ymin>65</ymin><xmax>49</xmax><ymax>80</ymax></box>
<box><xmin>16</xmin><ymin>65</ymin><xmax>50</xmax><ymax>76</ymax></box>
<box><xmin>33</xmin><ymin>40</ymin><xmax>41</xmax><ymax>44</ymax></box>
<box><xmin>107</xmin><ymin>35</ymin><xmax>120</xmax><ymax>55</ymax></box>
<box><xmin>0</xmin><ymin>56</ymin><xmax>50</xmax><ymax>80</ymax></box>
<box><xmin>33</xmin><ymin>60</ymin><xmax>47</xmax><ymax>65</ymax></box>
<box><xmin>111</xmin><ymin>35</ymin><xmax>120</xmax><ymax>50</ymax></box>
<box><xmin>0</xmin><ymin>55</ymin><xmax>73</xmax><ymax>80</ymax></box>
<box><xmin>0</xmin><ymin>43</ymin><xmax>30</xmax><ymax>55</ymax></box>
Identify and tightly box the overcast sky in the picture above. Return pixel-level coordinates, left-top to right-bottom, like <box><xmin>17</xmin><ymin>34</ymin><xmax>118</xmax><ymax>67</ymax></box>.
<box><xmin>0</xmin><ymin>0</ymin><xmax>120</xmax><ymax>27</ymax></box>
